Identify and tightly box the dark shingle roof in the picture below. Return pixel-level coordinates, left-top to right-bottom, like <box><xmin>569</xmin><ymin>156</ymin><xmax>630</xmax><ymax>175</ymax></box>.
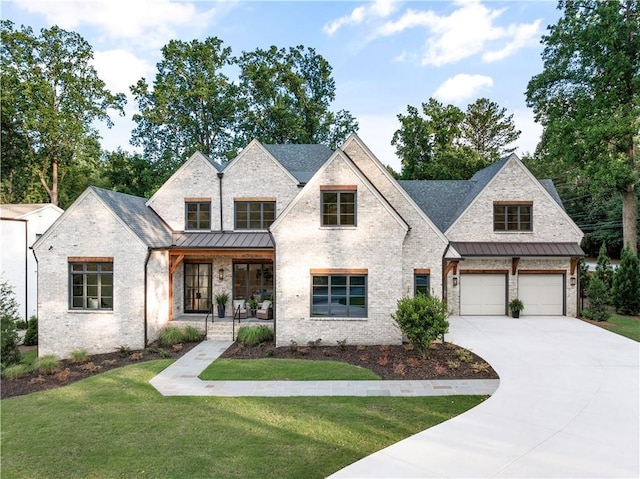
<box><xmin>262</xmin><ymin>144</ymin><xmax>333</xmax><ymax>183</ymax></box>
<box><xmin>91</xmin><ymin>187</ymin><xmax>172</xmax><ymax>248</ymax></box>
<box><xmin>399</xmin><ymin>155</ymin><xmax>566</xmax><ymax>233</ymax></box>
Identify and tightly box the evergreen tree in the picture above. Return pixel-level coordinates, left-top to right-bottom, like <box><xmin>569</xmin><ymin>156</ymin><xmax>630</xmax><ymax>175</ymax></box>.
<box><xmin>611</xmin><ymin>246</ymin><xmax>640</xmax><ymax>315</ymax></box>
<box><xmin>594</xmin><ymin>242</ymin><xmax>614</xmax><ymax>294</ymax></box>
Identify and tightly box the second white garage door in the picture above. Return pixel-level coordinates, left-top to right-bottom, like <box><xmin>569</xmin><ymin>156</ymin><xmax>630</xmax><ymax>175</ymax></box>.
<box><xmin>518</xmin><ymin>274</ymin><xmax>564</xmax><ymax>315</ymax></box>
<box><xmin>460</xmin><ymin>274</ymin><xmax>507</xmax><ymax>315</ymax></box>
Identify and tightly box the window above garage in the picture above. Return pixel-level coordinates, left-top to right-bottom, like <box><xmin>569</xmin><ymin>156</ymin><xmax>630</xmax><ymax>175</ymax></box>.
<box><xmin>493</xmin><ymin>201</ymin><xmax>532</xmax><ymax>232</ymax></box>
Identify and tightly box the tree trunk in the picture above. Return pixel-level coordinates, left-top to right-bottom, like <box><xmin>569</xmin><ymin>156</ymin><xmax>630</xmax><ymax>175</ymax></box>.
<box><xmin>621</xmin><ymin>185</ymin><xmax>638</xmax><ymax>254</ymax></box>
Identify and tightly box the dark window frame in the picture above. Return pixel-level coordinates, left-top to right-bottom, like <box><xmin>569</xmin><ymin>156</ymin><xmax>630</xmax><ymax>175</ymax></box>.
<box><xmin>493</xmin><ymin>204</ymin><xmax>532</xmax><ymax>232</ymax></box>
<box><xmin>414</xmin><ymin>273</ymin><xmax>431</xmax><ymax>296</ymax></box>
<box><xmin>69</xmin><ymin>262</ymin><xmax>113</xmax><ymax>310</ymax></box>
<box><xmin>234</xmin><ymin>201</ymin><xmax>276</xmax><ymax>230</ymax></box>
<box><xmin>321</xmin><ymin>190</ymin><xmax>357</xmax><ymax>227</ymax></box>
<box><xmin>311</xmin><ymin>274</ymin><xmax>367</xmax><ymax>318</ymax></box>
<box><xmin>185</xmin><ymin>201</ymin><xmax>211</xmax><ymax>230</ymax></box>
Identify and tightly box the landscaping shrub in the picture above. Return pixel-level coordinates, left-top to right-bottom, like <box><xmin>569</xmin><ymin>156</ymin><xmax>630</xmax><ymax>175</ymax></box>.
<box><xmin>611</xmin><ymin>246</ymin><xmax>640</xmax><ymax>315</ymax></box>
<box><xmin>70</xmin><ymin>349</ymin><xmax>89</xmax><ymax>364</ymax></box>
<box><xmin>160</xmin><ymin>327</ymin><xmax>184</xmax><ymax>346</ymax></box>
<box><xmin>582</xmin><ymin>275</ymin><xmax>610</xmax><ymax>321</ymax></box>
<box><xmin>15</xmin><ymin>320</ymin><xmax>27</xmax><ymax>330</ymax></box>
<box><xmin>2</xmin><ymin>363</ymin><xmax>32</xmax><ymax>380</ymax></box>
<box><xmin>182</xmin><ymin>325</ymin><xmax>202</xmax><ymax>343</ymax></box>
<box><xmin>595</xmin><ymin>242</ymin><xmax>614</xmax><ymax>294</ymax></box>
<box><xmin>236</xmin><ymin>325</ymin><xmax>273</xmax><ymax>346</ymax></box>
<box><xmin>1</xmin><ymin>280</ymin><xmax>21</xmax><ymax>368</ymax></box>
<box><xmin>34</xmin><ymin>355</ymin><xmax>61</xmax><ymax>375</ymax></box>
<box><xmin>392</xmin><ymin>295</ymin><xmax>449</xmax><ymax>358</ymax></box>
<box><xmin>23</xmin><ymin>316</ymin><xmax>38</xmax><ymax>346</ymax></box>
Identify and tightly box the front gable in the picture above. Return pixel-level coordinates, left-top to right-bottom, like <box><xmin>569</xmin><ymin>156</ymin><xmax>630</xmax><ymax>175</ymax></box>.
<box><xmin>447</xmin><ymin>156</ymin><xmax>583</xmax><ymax>243</ymax></box>
<box><xmin>146</xmin><ymin>152</ymin><xmax>221</xmax><ymax>231</ymax></box>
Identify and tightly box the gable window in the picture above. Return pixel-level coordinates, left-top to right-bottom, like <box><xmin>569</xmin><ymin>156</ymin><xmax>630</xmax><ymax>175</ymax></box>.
<box><xmin>414</xmin><ymin>272</ymin><xmax>431</xmax><ymax>296</ymax></box>
<box><xmin>69</xmin><ymin>260</ymin><xmax>113</xmax><ymax>310</ymax></box>
<box><xmin>185</xmin><ymin>201</ymin><xmax>211</xmax><ymax>230</ymax></box>
<box><xmin>493</xmin><ymin>203</ymin><xmax>532</xmax><ymax>231</ymax></box>
<box><xmin>311</xmin><ymin>272</ymin><xmax>366</xmax><ymax>317</ymax></box>
<box><xmin>321</xmin><ymin>187</ymin><xmax>356</xmax><ymax>226</ymax></box>
<box><xmin>235</xmin><ymin>201</ymin><xmax>276</xmax><ymax>230</ymax></box>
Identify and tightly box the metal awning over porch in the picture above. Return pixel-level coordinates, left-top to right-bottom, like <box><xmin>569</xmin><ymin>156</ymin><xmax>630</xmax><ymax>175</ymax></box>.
<box><xmin>172</xmin><ymin>231</ymin><xmax>274</xmax><ymax>249</ymax></box>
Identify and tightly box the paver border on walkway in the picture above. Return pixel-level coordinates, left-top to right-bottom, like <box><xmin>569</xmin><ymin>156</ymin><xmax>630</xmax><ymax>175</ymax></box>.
<box><xmin>149</xmin><ymin>339</ymin><xmax>499</xmax><ymax>397</ymax></box>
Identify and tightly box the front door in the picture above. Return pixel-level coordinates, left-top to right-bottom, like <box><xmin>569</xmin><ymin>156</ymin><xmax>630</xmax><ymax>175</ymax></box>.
<box><xmin>184</xmin><ymin>263</ymin><xmax>212</xmax><ymax>313</ymax></box>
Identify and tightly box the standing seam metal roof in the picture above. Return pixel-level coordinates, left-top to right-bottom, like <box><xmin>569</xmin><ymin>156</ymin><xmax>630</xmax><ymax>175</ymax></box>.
<box><xmin>172</xmin><ymin>231</ymin><xmax>273</xmax><ymax>249</ymax></box>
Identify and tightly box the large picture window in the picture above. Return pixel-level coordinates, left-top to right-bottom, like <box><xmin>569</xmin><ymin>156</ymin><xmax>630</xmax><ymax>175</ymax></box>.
<box><xmin>235</xmin><ymin>201</ymin><xmax>275</xmax><ymax>230</ymax></box>
<box><xmin>185</xmin><ymin>201</ymin><xmax>211</xmax><ymax>230</ymax></box>
<box><xmin>70</xmin><ymin>262</ymin><xmax>113</xmax><ymax>310</ymax></box>
<box><xmin>321</xmin><ymin>190</ymin><xmax>356</xmax><ymax>226</ymax></box>
<box><xmin>312</xmin><ymin>274</ymin><xmax>367</xmax><ymax>317</ymax></box>
<box><xmin>494</xmin><ymin>203</ymin><xmax>532</xmax><ymax>231</ymax></box>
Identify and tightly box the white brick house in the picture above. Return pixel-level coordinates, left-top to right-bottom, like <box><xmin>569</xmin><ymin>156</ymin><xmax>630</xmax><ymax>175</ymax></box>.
<box><xmin>33</xmin><ymin>133</ymin><xmax>584</xmax><ymax>357</ymax></box>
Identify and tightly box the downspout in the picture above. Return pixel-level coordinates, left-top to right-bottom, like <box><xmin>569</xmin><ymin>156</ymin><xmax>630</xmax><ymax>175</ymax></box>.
<box><xmin>442</xmin><ymin>243</ymin><xmax>451</xmax><ymax>307</ymax></box>
<box><xmin>269</xmin><ymin>230</ymin><xmax>277</xmax><ymax>341</ymax></box>
<box><xmin>217</xmin><ymin>172</ymin><xmax>224</xmax><ymax>230</ymax></box>
<box><xmin>31</xmin><ymin>246</ymin><xmax>39</xmax><ymax>358</ymax></box>
<box><xmin>24</xmin><ymin>219</ymin><xmax>28</xmax><ymax>322</ymax></box>
<box><xmin>144</xmin><ymin>247</ymin><xmax>152</xmax><ymax>347</ymax></box>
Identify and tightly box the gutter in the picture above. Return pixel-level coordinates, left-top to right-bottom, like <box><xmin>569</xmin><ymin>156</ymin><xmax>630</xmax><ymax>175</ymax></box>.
<box><xmin>144</xmin><ymin>247</ymin><xmax>152</xmax><ymax>347</ymax></box>
<box><xmin>442</xmin><ymin>243</ymin><xmax>450</xmax><ymax>307</ymax></box>
<box><xmin>217</xmin><ymin>172</ymin><xmax>224</xmax><ymax>229</ymax></box>
<box><xmin>31</xmin><ymin>245</ymin><xmax>39</xmax><ymax>358</ymax></box>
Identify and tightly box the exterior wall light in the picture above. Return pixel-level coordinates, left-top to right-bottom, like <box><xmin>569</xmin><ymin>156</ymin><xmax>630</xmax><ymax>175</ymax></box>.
<box><xmin>570</xmin><ymin>276</ymin><xmax>576</xmax><ymax>286</ymax></box>
<box><xmin>452</xmin><ymin>276</ymin><xmax>458</xmax><ymax>287</ymax></box>
<box><xmin>218</xmin><ymin>268</ymin><xmax>224</xmax><ymax>281</ymax></box>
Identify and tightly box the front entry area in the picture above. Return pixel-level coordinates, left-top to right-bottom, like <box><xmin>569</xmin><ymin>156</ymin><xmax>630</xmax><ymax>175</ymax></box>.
<box><xmin>460</xmin><ymin>273</ymin><xmax>507</xmax><ymax>315</ymax></box>
<box><xmin>184</xmin><ymin>263</ymin><xmax>212</xmax><ymax>313</ymax></box>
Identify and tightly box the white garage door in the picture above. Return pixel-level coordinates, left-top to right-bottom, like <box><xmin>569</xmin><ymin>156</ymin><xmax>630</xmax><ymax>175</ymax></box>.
<box><xmin>518</xmin><ymin>274</ymin><xmax>564</xmax><ymax>315</ymax></box>
<box><xmin>460</xmin><ymin>274</ymin><xmax>507</xmax><ymax>315</ymax></box>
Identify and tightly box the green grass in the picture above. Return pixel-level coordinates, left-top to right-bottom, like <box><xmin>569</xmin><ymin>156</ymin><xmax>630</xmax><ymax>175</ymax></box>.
<box><xmin>200</xmin><ymin>358</ymin><xmax>380</xmax><ymax>381</ymax></box>
<box><xmin>605</xmin><ymin>314</ymin><xmax>640</xmax><ymax>342</ymax></box>
<box><xmin>2</xmin><ymin>361</ymin><xmax>486</xmax><ymax>478</ymax></box>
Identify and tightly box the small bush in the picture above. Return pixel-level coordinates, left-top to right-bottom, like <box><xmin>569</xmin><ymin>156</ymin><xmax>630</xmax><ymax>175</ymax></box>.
<box><xmin>337</xmin><ymin>338</ymin><xmax>347</xmax><ymax>350</ymax></box>
<box><xmin>3</xmin><ymin>363</ymin><xmax>32</xmax><ymax>380</ymax></box>
<box><xmin>455</xmin><ymin>348</ymin><xmax>473</xmax><ymax>363</ymax></box>
<box><xmin>69</xmin><ymin>349</ymin><xmax>89</xmax><ymax>364</ymax></box>
<box><xmin>583</xmin><ymin>275</ymin><xmax>611</xmax><ymax>321</ymax></box>
<box><xmin>34</xmin><ymin>355</ymin><xmax>61</xmax><ymax>375</ymax></box>
<box><xmin>117</xmin><ymin>345</ymin><xmax>132</xmax><ymax>357</ymax></box>
<box><xmin>392</xmin><ymin>295</ymin><xmax>449</xmax><ymax>359</ymax></box>
<box><xmin>160</xmin><ymin>327</ymin><xmax>184</xmax><ymax>347</ymax></box>
<box><xmin>471</xmin><ymin>362</ymin><xmax>490</xmax><ymax>374</ymax></box>
<box><xmin>182</xmin><ymin>325</ymin><xmax>202</xmax><ymax>343</ymax></box>
<box><xmin>15</xmin><ymin>320</ymin><xmax>27</xmax><ymax>330</ymax></box>
<box><xmin>236</xmin><ymin>325</ymin><xmax>273</xmax><ymax>346</ymax></box>
<box><xmin>1</xmin><ymin>316</ymin><xmax>21</xmax><ymax>368</ymax></box>
<box><xmin>23</xmin><ymin>317</ymin><xmax>38</xmax><ymax>346</ymax></box>
<box><xmin>446</xmin><ymin>359</ymin><xmax>460</xmax><ymax>369</ymax></box>
<box><xmin>611</xmin><ymin>246</ymin><xmax>640</xmax><ymax>315</ymax></box>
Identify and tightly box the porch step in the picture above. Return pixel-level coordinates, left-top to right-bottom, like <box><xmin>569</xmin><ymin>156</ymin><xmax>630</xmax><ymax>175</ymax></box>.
<box><xmin>206</xmin><ymin>319</ymin><xmax>275</xmax><ymax>341</ymax></box>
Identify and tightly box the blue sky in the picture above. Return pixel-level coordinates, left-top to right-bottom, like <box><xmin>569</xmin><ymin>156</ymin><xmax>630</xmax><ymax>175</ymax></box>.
<box><xmin>2</xmin><ymin>0</ymin><xmax>561</xmax><ymax>171</ymax></box>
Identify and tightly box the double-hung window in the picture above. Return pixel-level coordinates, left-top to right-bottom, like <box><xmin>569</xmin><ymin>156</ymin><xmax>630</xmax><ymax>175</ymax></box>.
<box><xmin>414</xmin><ymin>271</ymin><xmax>431</xmax><ymax>296</ymax></box>
<box><xmin>493</xmin><ymin>202</ymin><xmax>532</xmax><ymax>232</ymax></box>
<box><xmin>70</xmin><ymin>260</ymin><xmax>113</xmax><ymax>310</ymax></box>
<box><xmin>185</xmin><ymin>201</ymin><xmax>211</xmax><ymax>230</ymax></box>
<box><xmin>321</xmin><ymin>187</ymin><xmax>356</xmax><ymax>226</ymax></box>
<box><xmin>311</xmin><ymin>272</ymin><xmax>367</xmax><ymax>317</ymax></box>
<box><xmin>235</xmin><ymin>201</ymin><xmax>276</xmax><ymax>229</ymax></box>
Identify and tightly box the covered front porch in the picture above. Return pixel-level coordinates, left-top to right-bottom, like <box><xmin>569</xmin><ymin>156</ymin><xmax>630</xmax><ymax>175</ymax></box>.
<box><xmin>172</xmin><ymin>314</ymin><xmax>274</xmax><ymax>341</ymax></box>
<box><xmin>167</xmin><ymin>231</ymin><xmax>275</xmax><ymax>329</ymax></box>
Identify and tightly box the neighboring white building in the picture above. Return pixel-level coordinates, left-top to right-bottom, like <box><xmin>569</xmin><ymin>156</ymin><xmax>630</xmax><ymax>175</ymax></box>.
<box><xmin>33</xmin><ymin>134</ymin><xmax>584</xmax><ymax>358</ymax></box>
<box><xmin>0</xmin><ymin>203</ymin><xmax>63</xmax><ymax>320</ymax></box>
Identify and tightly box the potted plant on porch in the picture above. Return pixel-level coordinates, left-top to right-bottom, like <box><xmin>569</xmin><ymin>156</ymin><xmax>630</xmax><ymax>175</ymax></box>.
<box><xmin>509</xmin><ymin>298</ymin><xmax>524</xmax><ymax>318</ymax></box>
<box><xmin>248</xmin><ymin>296</ymin><xmax>258</xmax><ymax>317</ymax></box>
<box><xmin>215</xmin><ymin>292</ymin><xmax>229</xmax><ymax>318</ymax></box>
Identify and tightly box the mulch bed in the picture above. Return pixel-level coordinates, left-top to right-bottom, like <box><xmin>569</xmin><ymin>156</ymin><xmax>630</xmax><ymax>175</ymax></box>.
<box><xmin>1</xmin><ymin>342</ymin><xmax>199</xmax><ymax>400</ymax></box>
<box><xmin>221</xmin><ymin>341</ymin><xmax>499</xmax><ymax>381</ymax></box>
<box><xmin>2</xmin><ymin>341</ymin><xmax>498</xmax><ymax>400</ymax></box>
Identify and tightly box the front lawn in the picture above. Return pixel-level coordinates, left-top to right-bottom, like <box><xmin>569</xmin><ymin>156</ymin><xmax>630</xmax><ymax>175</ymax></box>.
<box><xmin>2</xmin><ymin>360</ymin><xmax>486</xmax><ymax>479</ymax></box>
<box><xmin>200</xmin><ymin>358</ymin><xmax>380</xmax><ymax>380</ymax></box>
<box><xmin>606</xmin><ymin>314</ymin><xmax>640</xmax><ymax>341</ymax></box>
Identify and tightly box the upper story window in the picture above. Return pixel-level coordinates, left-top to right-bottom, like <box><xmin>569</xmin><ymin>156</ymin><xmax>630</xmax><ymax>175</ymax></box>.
<box><xmin>493</xmin><ymin>202</ymin><xmax>532</xmax><ymax>232</ymax></box>
<box><xmin>69</xmin><ymin>259</ymin><xmax>113</xmax><ymax>310</ymax></box>
<box><xmin>185</xmin><ymin>201</ymin><xmax>211</xmax><ymax>230</ymax></box>
<box><xmin>235</xmin><ymin>201</ymin><xmax>275</xmax><ymax>230</ymax></box>
<box><xmin>321</xmin><ymin>186</ymin><xmax>356</xmax><ymax>227</ymax></box>
<box><xmin>311</xmin><ymin>272</ymin><xmax>367</xmax><ymax>317</ymax></box>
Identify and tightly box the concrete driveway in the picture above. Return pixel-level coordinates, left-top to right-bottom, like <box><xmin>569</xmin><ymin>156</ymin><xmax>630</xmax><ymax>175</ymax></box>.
<box><xmin>331</xmin><ymin>316</ymin><xmax>639</xmax><ymax>478</ymax></box>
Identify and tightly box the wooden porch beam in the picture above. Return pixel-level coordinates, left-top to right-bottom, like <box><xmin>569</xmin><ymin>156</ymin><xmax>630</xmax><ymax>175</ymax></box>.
<box><xmin>512</xmin><ymin>257</ymin><xmax>520</xmax><ymax>275</ymax></box>
<box><xmin>570</xmin><ymin>257</ymin><xmax>580</xmax><ymax>276</ymax></box>
<box><xmin>444</xmin><ymin>260</ymin><xmax>458</xmax><ymax>277</ymax></box>
<box><xmin>170</xmin><ymin>254</ymin><xmax>184</xmax><ymax>275</ymax></box>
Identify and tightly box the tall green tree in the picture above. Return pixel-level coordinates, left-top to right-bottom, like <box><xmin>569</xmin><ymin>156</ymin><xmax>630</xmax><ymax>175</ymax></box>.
<box><xmin>237</xmin><ymin>45</ymin><xmax>357</xmax><ymax>149</ymax></box>
<box><xmin>611</xmin><ymin>246</ymin><xmax>640</xmax><ymax>315</ymax></box>
<box><xmin>461</xmin><ymin>98</ymin><xmax>521</xmax><ymax>161</ymax></box>
<box><xmin>392</xmin><ymin>98</ymin><xmax>482</xmax><ymax>180</ymax></box>
<box><xmin>526</xmin><ymin>0</ymin><xmax>640</xmax><ymax>253</ymax></box>
<box><xmin>0</xmin><ymin>21</ymin><xmax>126</xmax><ymax>206</ymax></box>
<box><xmin>131</xmin><ymin>37</ymin><xmax>241</xmax><ymax>166</ymax></box>
<box><xmin>101</xmin><ymin>149</ymin><xmax>163</xmax><ymax>198</ymax></box>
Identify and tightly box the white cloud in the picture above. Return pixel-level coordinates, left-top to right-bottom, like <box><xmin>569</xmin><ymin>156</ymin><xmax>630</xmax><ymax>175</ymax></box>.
<box><xmin>92</xmin><ymin>49</ymin><xmax>152</xmax><ymax>94</ymax></box>
<box><xmin>482</xmin><ymin>20</ymin><xmax>541</xmax><ymax>63</ymax></box>
<box><xmin>14</xmin><ymin>0</ymin><xmax>235</xmax><ymax>49</ymax></box>
<box><xmin>433</xmin><ymin>74</ymin><xmax>493</xmax><ymax>105</ymax></box>
<box><xmin>324</xmin><ymin>0</ymin><xmax>399</xmax><ymax>36</ymax></box>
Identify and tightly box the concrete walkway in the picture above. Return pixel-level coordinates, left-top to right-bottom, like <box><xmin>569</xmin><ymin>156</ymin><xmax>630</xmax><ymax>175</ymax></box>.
<box><xmin>149</xmin><ymin>339</ymin><xmax>499</xmax><ymax>397</ymax></box>
<box><xmin>331</xmin><ymin>316</ymin><xmax>640</xmax><ymax>478</ymax></box>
